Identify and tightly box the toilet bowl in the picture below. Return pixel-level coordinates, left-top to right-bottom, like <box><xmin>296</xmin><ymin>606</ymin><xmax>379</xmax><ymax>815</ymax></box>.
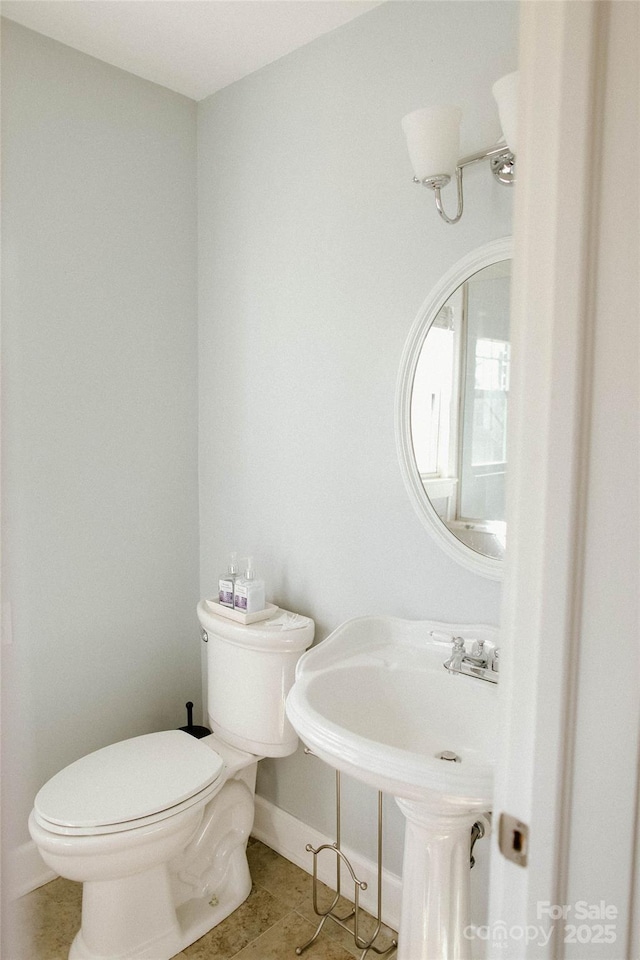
<box><xmin>28</xmin><ymin>604</ymin><xmax>314</xmax><ymax>960</ymax></box>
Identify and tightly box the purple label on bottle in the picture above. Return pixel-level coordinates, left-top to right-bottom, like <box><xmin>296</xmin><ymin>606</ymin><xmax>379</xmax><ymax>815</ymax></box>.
<box><xmin>235</xmin><ymin>595</ymin><xmax>247</xmax><ymax>611</ymax></box>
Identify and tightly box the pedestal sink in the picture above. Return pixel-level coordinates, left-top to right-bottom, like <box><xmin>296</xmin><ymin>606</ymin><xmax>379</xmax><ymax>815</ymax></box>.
<box><xmin>285</xmin><ymin>616</ymin><xmax>499</xmax><ymax>960</ymax></box>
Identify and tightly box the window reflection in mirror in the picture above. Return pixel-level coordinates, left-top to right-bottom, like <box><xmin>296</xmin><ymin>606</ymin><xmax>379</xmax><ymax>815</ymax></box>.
<box><xmin>410</xmin><ymin>261</ymin><xmax>510</xmax><ymax>560</ymax></box>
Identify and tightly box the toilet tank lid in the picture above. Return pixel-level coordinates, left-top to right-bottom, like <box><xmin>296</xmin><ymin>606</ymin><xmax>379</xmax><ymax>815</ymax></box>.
<box><xmin>34</xmin><ymin>730</ymin><xmax>224</xmax><ymax>829</ymax></box>
<box><xmin>197</xmin><ymin>601</ymin><xmax>314</xmax><ymax>652</ymax></box>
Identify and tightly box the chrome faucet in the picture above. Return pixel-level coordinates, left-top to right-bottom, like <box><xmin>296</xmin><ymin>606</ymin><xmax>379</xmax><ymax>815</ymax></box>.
<box><xmin>463</xmin><ymin>639</ymin><xmax>490</xmax><ymax>667</ymax></box>
<box><xmin>443</xmin><ymin>636</ymin><xmax>499</xmax><ymax>684</ymax></box>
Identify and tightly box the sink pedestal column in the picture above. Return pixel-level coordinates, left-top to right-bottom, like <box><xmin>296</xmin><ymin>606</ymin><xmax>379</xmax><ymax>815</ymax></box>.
<box><xmin>395</xmin><ymin>798</ymin><xmax>481</xmax><ymax>960</ymax></box>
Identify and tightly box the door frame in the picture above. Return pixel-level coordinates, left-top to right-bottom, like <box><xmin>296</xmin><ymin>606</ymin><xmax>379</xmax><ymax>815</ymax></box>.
<box><xmin>488</xmin><ymin>2</ymin><xmax>639</xmax><ymax>957</ymax></box>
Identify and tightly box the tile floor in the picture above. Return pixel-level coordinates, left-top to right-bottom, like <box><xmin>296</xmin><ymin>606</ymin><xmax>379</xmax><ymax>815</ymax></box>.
<box><xmin>7</xmin><ymin>839</ymin><xmax>397</xmax><ymax>960</ymax></box>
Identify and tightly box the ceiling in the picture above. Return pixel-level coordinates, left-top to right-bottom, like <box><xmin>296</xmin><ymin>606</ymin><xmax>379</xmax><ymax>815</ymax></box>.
<box><xmin>1</xmin><ymin>0</ymin><xmax>384</xmax><ymax>101</ymax></box>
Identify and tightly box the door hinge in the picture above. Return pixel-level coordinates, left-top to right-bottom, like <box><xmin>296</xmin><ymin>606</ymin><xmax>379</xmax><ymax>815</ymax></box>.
<box><xmin>498</xmin><ymin>813</ymin><xmax>529</xmax><ymax>867</ymax></box>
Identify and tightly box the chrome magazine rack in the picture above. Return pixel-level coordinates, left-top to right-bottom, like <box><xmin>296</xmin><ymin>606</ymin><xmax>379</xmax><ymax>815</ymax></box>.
<box><xmin>296</xmin><ymin>750</ymin><xmax>397</xmax><ymax>959</ymax></box>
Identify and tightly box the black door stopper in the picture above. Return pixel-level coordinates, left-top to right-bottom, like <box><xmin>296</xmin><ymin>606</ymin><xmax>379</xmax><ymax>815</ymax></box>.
<box><xmin>179</xmin><ymin>701</ymin><xmax>211</xmax><ymax>739</ymax></box>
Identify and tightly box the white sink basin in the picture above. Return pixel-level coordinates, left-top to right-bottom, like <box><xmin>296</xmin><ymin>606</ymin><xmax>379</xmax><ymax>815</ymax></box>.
<box><xmin>286</xmin><ymin>615</ymin><xmax>498</xmax><ymax>807</ymax></box>
<box><xmin>286</xmin><ymin>615</ymin><xmax>500</xmax><ymax>960</ymax></box>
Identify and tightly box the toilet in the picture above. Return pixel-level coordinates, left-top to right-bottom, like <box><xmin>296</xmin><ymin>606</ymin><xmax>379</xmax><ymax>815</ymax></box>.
<box><xmin>28</xmin><ymin>602</ymin><xmax>314</xmax><ymax>960</ymax></box>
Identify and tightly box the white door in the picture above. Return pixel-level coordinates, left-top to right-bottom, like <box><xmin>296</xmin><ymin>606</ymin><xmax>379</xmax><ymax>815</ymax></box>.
<box><xmin>487</xmin><ymin>3</ymin><xmax>639</xmax><ymax>959</ymax></box>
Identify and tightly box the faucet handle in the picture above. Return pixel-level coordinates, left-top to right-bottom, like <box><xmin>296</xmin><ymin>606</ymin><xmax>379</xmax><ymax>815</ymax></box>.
<box><xmin>492</xmin><ymin>647</ymin><xmax>500</xmax><ymax>672</ymax></box>
<box><xmin>444</xmin><ymin>636</ymin><xmax>466</xmax><ymax>675</ymax></box>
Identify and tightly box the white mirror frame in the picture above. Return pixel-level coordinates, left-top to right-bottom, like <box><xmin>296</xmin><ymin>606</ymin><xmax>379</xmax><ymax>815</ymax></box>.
<box><xmin>395</xmin><ymin>237</ymin><xmax>513</xmax><ymax>581</ymax></box>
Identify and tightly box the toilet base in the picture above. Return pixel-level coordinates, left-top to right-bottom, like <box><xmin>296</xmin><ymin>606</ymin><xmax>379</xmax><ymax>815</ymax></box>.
<box><xmin>68</xmin><ymin>850</ymin><xmax>251</xmax><ymax>960</ymax></box>
<box><xmin>67</xmin><ymin>769</ymin><xmax>257</xmax><ymax>960</ymax></box>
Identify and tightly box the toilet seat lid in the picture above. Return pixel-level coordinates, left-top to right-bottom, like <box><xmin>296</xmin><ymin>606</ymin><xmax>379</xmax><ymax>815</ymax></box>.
<box><xmin>34</xmin><ymin>731</ymin><xmax>224</xmax><ymax>830</ymax></box>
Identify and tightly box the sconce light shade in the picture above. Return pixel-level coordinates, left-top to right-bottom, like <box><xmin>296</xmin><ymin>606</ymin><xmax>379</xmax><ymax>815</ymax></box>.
<box><xmin>492</xmin><ymin>71</ymin><xmax>519</xmax><ymax>154</ymax></box>
<box><xmin>401</xmin><ymin>105</ymin><xmax>463</xmax><ymax>182</ymax></box>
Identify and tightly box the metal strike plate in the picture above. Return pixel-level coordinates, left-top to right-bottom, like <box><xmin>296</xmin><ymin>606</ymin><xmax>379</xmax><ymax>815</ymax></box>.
<box><xmin>498</xmin><ymin>813</ymin><xmax>529</xmax><ymax>867</ymax></box>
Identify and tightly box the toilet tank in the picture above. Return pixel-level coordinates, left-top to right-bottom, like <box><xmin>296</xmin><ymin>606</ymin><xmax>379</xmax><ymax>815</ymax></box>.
<box><xmin>197</xmin><ymin>601</ymin><xmax>314</xmax><ymax>758</ymax></box>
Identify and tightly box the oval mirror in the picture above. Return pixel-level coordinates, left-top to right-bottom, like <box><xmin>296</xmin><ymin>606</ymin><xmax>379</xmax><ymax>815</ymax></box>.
<box><xmin>396</xmin><ymin>238</ymin><xmax>513</xmax><ymax>580</ymax></box>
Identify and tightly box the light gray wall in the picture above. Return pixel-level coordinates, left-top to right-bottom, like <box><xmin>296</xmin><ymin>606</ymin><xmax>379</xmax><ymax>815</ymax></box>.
<box><xmin>1</xmin><ymin>20</ymin><xmax>200</xmax><ymax>855</ymax></box>
<box><xmin>1</xmin><ymin>0</ymin><xmax>518</xmax><ymax>901</ymax></box>
<box><xmin>198</xmin><ymin>0</ymin><xmax>518</xmax><ymax>875</ymax></box>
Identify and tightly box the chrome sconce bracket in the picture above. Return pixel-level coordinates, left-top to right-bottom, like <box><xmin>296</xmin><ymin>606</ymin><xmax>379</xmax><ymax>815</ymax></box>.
<box><xmin>403</xmin><ymin>71</ymin><xmax>519</xmax><ymax>225</ymax></box>
<box><xmin>413</xmin><ymin>143</ymin><xmax>516</xmax><ymax>225</ymax></box>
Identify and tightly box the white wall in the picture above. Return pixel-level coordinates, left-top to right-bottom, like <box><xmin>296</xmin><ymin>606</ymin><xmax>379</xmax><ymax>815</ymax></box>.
<box><xmin>1</xmin><ymin>0</ymin><xmax>518</xmax><ymax>916</ymax></box>
<box><xmin>564</xmin><ymin>1</ymin><xmax>639</xmax><ymax>944</ymax></box>
<box><xmin>1</xmin><ymin>19</ymin><xmax>200</xmax><ymax>871</ymax></box>
<box><xmin>198</xmin><ymin>0</ymin><xmax>518</xmax><ymax>875</ymax></box>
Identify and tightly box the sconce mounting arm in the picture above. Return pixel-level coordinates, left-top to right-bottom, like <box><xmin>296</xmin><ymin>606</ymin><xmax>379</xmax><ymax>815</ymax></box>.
<box><xmin>414</xmin><ymin>142</ymin><xmax>516</xmax><ymax>225</ymax></box>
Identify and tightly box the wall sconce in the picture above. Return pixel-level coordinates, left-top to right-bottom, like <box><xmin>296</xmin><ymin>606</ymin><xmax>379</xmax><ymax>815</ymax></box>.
<box><xmin>402</xmin><ymin>71</ymin><xmax>518</xmax><ymax>224</ymax></box>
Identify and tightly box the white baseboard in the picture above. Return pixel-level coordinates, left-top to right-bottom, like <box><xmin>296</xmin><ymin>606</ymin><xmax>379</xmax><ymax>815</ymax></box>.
<box><xmin>252</xmin><ymin>794</ymin><xmax>401</xmax><ymax>930</ymax></box>
<box><xmin>8</xmin><ymin>841</ymin><xmax>58</xmax><ymax>901</ymax></box>
<box><xmin>11</xmin><ymin>797</ymin><xmax>403</xmax><ymax>932</ymax></box>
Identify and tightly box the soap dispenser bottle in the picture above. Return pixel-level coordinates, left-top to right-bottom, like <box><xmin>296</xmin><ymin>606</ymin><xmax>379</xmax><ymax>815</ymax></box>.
<box><xmin>218</xmin><ymin>552</ymin><xmax>239</xmax><ymax>608</ymax></box>
<box><xmin>233</xmin><ymin>557</ymin><xmax>265</xmax><ymax>614</ymax></box>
